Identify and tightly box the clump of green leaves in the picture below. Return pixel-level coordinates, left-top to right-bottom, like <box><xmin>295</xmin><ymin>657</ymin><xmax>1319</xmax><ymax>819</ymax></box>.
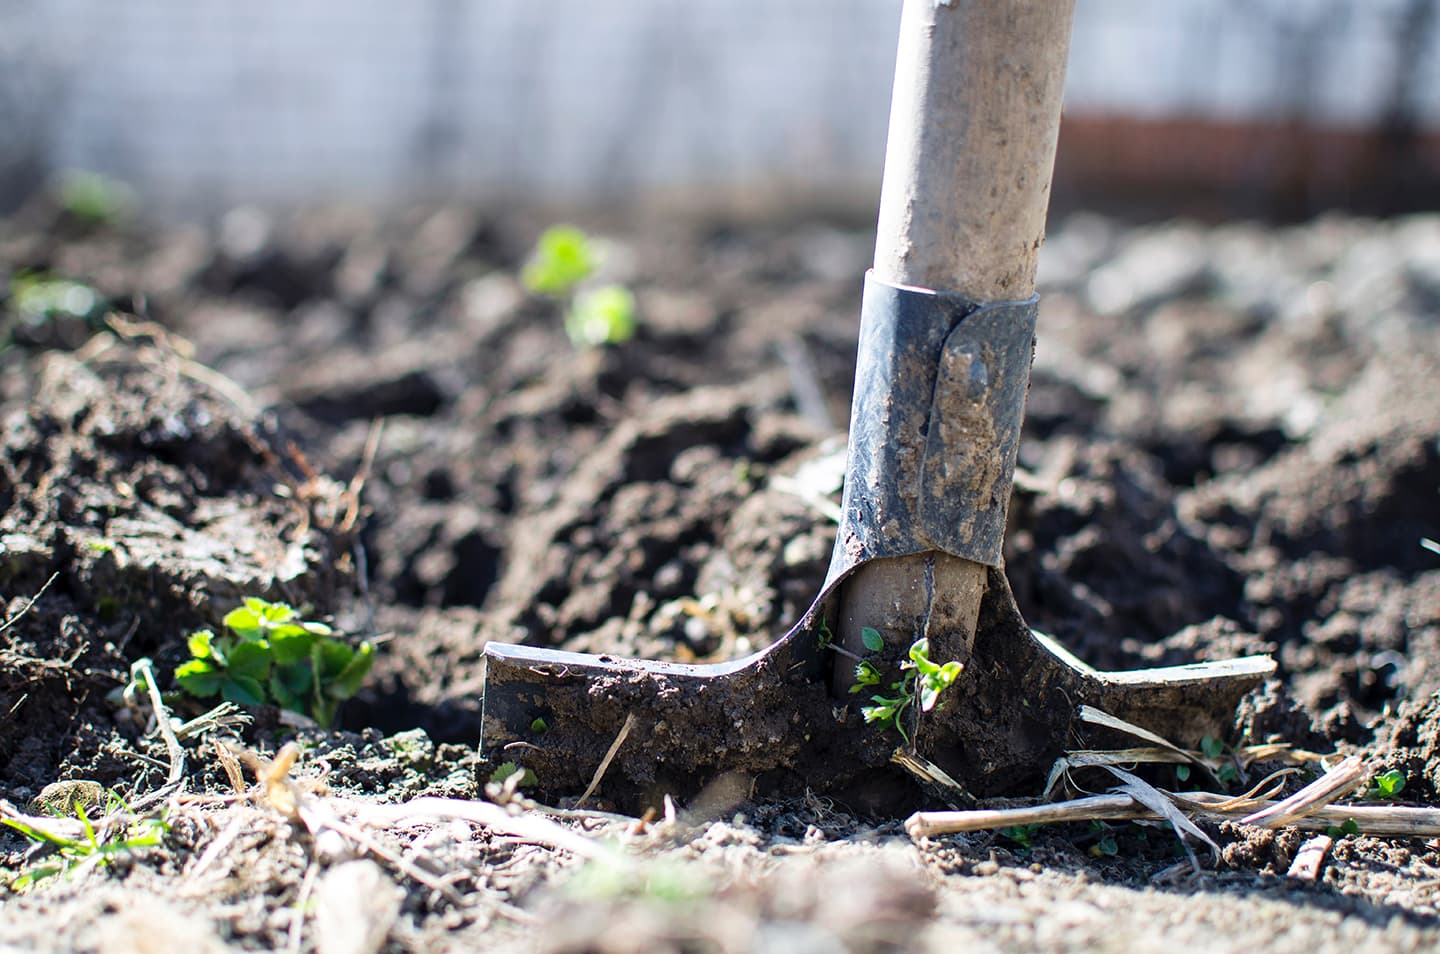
<box><xmin>2</xmin><ymin>793</ymin><xmax>167</xmax><ymax>890</ymax></box>
<box><xmin>520</xmin><ymin>225</ymin><xmax>636</xmax><ymax>348</ymax></box>
<box><xmin>853</xmin><ymin>636</ymin><xmax>963</xmax><ymax>744</ymax></box>
<box><xmin>175</xmin><ymin>597</ymin><xmax>373</xmax><ymax>728</ymax></box>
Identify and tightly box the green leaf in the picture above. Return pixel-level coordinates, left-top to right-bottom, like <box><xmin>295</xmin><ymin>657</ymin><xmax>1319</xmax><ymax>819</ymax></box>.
<box><xmin>258</xmin><ymin>600</ymin><xmax>296</xmax><ymax>625</ymax></box>
<box><xmin>268</xmin><ymin>624</ymin><xmax>318</xmax><ymax>665</ymax></box>
<box><xmin>852</xmin><ymin>660</ymin><xmax>881</xmax><ymax>690</ymax></box>
<box><xmin>907</xmin><ymin>638</ymin><xmax>941</xmax><ymax>675</ymax></box>
<box><xmin>330</xmin><ymin>643</ymin><xmax>374</xmax><ymax>699</ymax></box>
<box><xmin>860</xmin><ymin>627</ymin><xmax>884</xmax><ymax>653</ymax></box>
<box><xmin>312</xmin><ymin>639</ymin><xmax>355</xmax><ymax>682</ymax></box>
<box><xmin>222</xmin><ymin>674</ymin><xmax>267</xmax><ymax>707</ymax></box>
<box><xmin>225</xmin><ymin>640</ymin><xmax>273</xmax><ymax>682</ymax></box>
<box><xmin>301</xmin><ymin>620</ymin><xmax>333</xmax><ymax>636</ymax></box>
<box><xmin>531</xmin><ymin>717</ymin><xmax>549</xmax><ymax>734</ymax></box>
<box><xmin>1094</xmin><ymin>834</ymin><xmax>1119</xmax><ymax>857</ymax></box>
<box><xmin>1175</xmin><ymin>764</ymin><xmax>1191</xmax><ymax>782</ymax></box>
<box><xmin>187</xmin><ymin>629</ymin><xmax>219</xmax><ymax>662</ymax></box>
<box><xmin>522</xmin><ymin>225</ymin><xmax>597</xmax><ymax>296</ymax></box>
<box><xmin>175</xmin><ymin>660</ymin><xmax>223</xmax><ymax>698</ymax></box>
<box><xmin>1200</xmin><ymin>736</ymin><xmax>1225</xmax><ymax>759</ymax></box>
<box><xmin>566</xmin><ymin>285</ymin><xmax>636</xmax><ymax>348</ymax></box>
<box><xmin>861</xmin><ymin>703</ymin><xmax>898</xmax><ymax>725</ymax></box>
<box><xmin>919</xmin><ymin>682</ymin><xmax>943</xmax><ymax>712</ymax></box>
<box><xmin>489</xmin><ymin>762</ymin><xmax>537</xmax><ymax>787</ymax></box>
<box><xmin>269</xmin><ymin>666</ymin><xmax>311</xmax><ymax>713</ymax></box>
<box><xmin>1373</xmin><ymin>769</ymin><xmax>1407</xmax><ymax>799</ymax></box>
<box><xmin>1327</xmin><ymin>817</ymin><xmax>1360</xmax><ymax>838</ymax></box>
<box><xmin>1001</xmin><ymin>825</ymin><xmax>1034</xmax><ymax>848</ymax></box>
<box><xmin>223</xmin><ymin>606</ymin><xmax>262</xmax><ymax>639</ymax></box>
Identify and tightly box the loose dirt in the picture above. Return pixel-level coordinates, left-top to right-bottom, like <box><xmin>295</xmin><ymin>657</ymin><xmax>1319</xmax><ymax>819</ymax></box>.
<box><xmin>1</xmin><ymin>201</ymin><xmax>1439</xmax><ymax>952</ymax></box>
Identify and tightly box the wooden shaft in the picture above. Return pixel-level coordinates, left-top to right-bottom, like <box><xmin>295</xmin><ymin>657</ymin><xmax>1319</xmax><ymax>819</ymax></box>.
<box><xmin>874</xmin><ymin>0</ymin><xmax>1075</xmax><ymax>298</ymax></box>
<box><xmin>836</xmin><ymin>0</ymin><xmax>1074</xmax><ymax>693</ymax></box>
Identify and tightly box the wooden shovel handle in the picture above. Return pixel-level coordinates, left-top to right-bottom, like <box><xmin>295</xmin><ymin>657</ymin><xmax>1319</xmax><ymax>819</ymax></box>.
<box><xmin>837</xmin><ymin>0</ymin><xmax>1074</xmax><ymax>688</ymax></box>
<box><xmin>874</xmin><ymin>0</ymin><xmax>1075</xmax><ymax>298</ymax></box>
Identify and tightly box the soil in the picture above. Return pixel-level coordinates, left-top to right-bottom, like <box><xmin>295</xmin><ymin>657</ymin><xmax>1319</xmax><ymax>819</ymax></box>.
<box><xmin>1</xmin><ymin>200</ymin><xmax>1439</xmax><ymax>952</ymax></box>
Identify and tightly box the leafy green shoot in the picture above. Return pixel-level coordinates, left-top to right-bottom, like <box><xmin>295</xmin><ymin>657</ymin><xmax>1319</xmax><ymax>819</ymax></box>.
<box><xmin>522</xmin><ymin>225</ymin><xmax>597</xmax><ymax>296</ymax></box>
<box><xmin>1000</xmin><ymin>824</ymin><xmax>1038</xmax><ymax>848</ymax></box>
<box><xmin>56</xmin><ymin>171</ymin><xmax>136</xmax><ymax>226</ymax></box>
<box><xmin>489</xmin><ymin>762</ymin><xmax>537</xmax><ymax>788</ymax></box>
<box><xmin>1326</xmin><ymin>817</ymin><xmax>1360</xmax><ymax>838</ymax></box>
<box><xmin>858</xmin><ymin>637</ymin><xmax>964</xmax><ymax>744</ymax></box>
<box><xmin>8</xmin><ymin>271</ymin><xmax>100</xmax><ymax>324</ymax></box>
<box><xmin>1368</xmin><ymin>769</ymin><xmax>1407</xmax><ymax>800</ymax></box>
<box><xmin>566</xmin><ymin>284</ymin><xmax>636</xmax><ymax>348</ymax></box>
<box><xmin>175</xmin><ymin>596</ymin><xmax>373</xmax><ymax>728</ymax></box>
<box><xmin>2</xmin><ymin>793</ymin><xmax>167</xmax><ymax>890</ymax></box>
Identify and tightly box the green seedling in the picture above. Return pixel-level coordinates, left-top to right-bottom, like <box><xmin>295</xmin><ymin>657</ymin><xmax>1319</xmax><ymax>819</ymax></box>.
<box><xmin>1085</xmin><ymin>820</ymin><xmax>1120</xmax><ymax>857</ymax></box>
<box><xmin>1000</xmin><ymin>824</ymin><xmax>1038</xmax><ymax>849</ymax></box>
<box><xmin>859</xmin><ymin>637</ymin><xmax>964</xmax><ymax>744</ymax></box>
<box><xmin>1200</xmin><ymin>735</ymin><xmax>1240</xmax><ymax>784</ymax></box>
<box><xmin>56</xmin><ymin>171</ymin><xmax>135</xmax><ymax>226</ymax></box>
<box><xmin>1368</xmin><ymin>769</ymin><xmax>1407</xmax><ymax>800</ymax></box>
<box><xmin>7</xmin><ymin>271</ymin><xmax>102</xmax><ymax>325</ymax></box>
<box><xmin>851</xmin><ymin>660</ymin><xmax>882</xmax><ymax>690</ymax></box>
<box><xmin>2</xmin><ymin>794</ymin><xmax>167</xmax><ymax>890</ymax></box>
<box><xmin>860</xmin><ymin>626</ymin><xmax>885</xmax><ymax>652</ymax></box>
<box><xmin>1326</xmin><ymin>817</ymin><xmax>1360</xmax><ymax>838</ymax></box>
<box><xmin>175</xmin><ymin>596</ymin><xmax>373</xmax><ymax>728</ymax></box>
<box><xmin>566</xmin><ymin>284</ymin><xmax>636</xmax><ymax>347</ymax></box>
<box><xmin>521</xmin><ymin>225</ymin><xmax>637</xmax><ymax>348</ymax></box>
<box><xmin>522</xmin><ymin>225</ymin><xmax>597</xmax><ymax>295</ymax></box>
<box><xmin>488</xmin><ymin>762</ymin><xmax>536</xmax><ymax>788</ymax></box>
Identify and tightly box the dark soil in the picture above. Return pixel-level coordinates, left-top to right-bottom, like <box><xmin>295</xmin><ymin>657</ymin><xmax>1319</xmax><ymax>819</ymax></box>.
<box><xmin>1</xmin><ymin>200</ymin><xmax>1439</xmax><ymax>951</ymax></box>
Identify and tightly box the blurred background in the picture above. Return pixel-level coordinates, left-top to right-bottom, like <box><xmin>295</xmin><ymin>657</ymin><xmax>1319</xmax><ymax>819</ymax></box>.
<box><xmin>3</xmin><ymin>0</ymin><xmax>1439</xmax><ymax>221</ymax></box>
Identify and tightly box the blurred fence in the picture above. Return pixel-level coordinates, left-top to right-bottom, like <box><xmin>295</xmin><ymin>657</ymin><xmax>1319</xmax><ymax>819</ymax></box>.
<box><xmin>3</xmin><ymin>0</ymin><xmax>1438</xmax><ymax>217</ymax></box>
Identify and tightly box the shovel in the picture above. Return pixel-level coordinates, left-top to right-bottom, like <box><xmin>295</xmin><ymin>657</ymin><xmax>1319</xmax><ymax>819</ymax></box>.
<box><xmin>479</xmin><ymin>0</ymin><xmax>1274</xmax><ymax>808</ymax></box>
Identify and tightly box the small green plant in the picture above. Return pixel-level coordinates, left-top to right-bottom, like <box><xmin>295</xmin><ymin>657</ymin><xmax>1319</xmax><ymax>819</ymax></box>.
<box><xmin>522</xmin><ymin>225</ymin><xmax>597</xmax><ymax>295</ymax></box>
<box><xmin>1326</xmin><ymin>817</ymin><xmax>1360</xmax><ymax>838</ymax></box>
<box><xmin>488</xmin><ymin>762</ymin><xmax>536</xmax><ymax>788</ymax></box>
<box><xmin>566</xmin><ymin>284</ymin><xmax>636</xmax><ymax>347</ymax></box>
<box><xmin>520</xmin><ymin>225</ymin><xmax>636</xmax><ymax>348</ymax></box>
<box><xmin>1368</xmin><ymin>769</ymin><xmax>1407</xmax><ymax>800</ymax></box>
<box><xmin>175</xmin><ymin>597</ymin><xmax>373</xmax><ymax>728</ymax></box>
<box><xmin>852</xmin><ymin>660</ymin><xmax>882</xmax><ymax>690</ymax></box>
<box><xmin>1085</xmin><ymin>820</ymin><xmax>1120</xmax><ymax>857</ymax></box>
<box><xmin>1000</xmin><ymin>824</ymin><xmax>1038</xmax><ymax>848</ymax></box>
<box><xmin>56</xmin><ymin>171</ymin><xmax>135</xmax><ymax>226</ymax></box>
<box><xmin>7</xmin><ymin>271</ymin><xmax>101</xmax><ymax>325</ymax></box>
<box><xmin>856</xmin><ymin>637</ymin><xmax>963</xmax><ymax>744</ymax></box>
<box><xmin>2</xmin><ymin>794</ymin><xmax>167</xmax><ymax>890</ymax></box>
<box><xmin>1200</xmin><ymin>735</ymin><xmax>1240</xmax><ymax>784</ymax></box>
